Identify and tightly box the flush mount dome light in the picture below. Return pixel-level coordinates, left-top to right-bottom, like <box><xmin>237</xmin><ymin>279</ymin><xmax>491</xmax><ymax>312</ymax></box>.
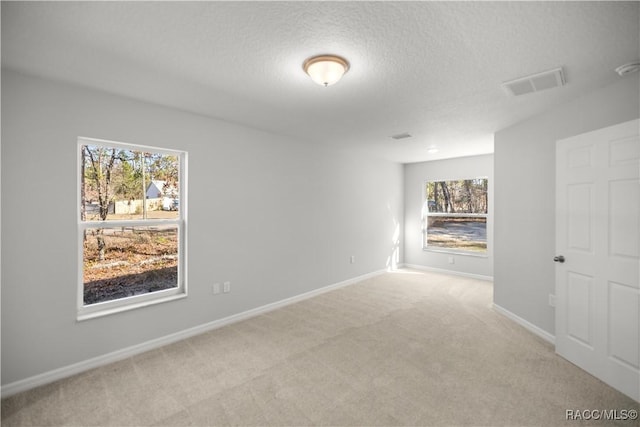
<box><xmin>303</xmin><ymin>54</ymin><xmax>350</xmax><ymax>87</ymax></box>
<box><xmin>615</xmin><ymin>61</ymin><xmax>640</xmax><ymax>76</ymax></box>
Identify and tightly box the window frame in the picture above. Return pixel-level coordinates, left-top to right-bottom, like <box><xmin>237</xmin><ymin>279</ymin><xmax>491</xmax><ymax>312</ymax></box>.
<box><xmin>77</xmin><ymin>137</ymin><xmax>188</xmax><ymax>321</ymax></box>
<box><xmin>421</xmin><ymin>177</ymin><xmax>488</xmax><ymax>257</ymax></box>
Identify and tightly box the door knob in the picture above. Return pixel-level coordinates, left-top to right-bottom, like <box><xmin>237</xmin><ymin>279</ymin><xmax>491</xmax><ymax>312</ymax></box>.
<box><xmin>554</xmin><ymin>255</ymin><xmax>565</xmax><ymax>263</ymax></box>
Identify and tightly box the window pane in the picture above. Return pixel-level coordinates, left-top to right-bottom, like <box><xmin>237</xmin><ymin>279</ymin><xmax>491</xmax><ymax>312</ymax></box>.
<box><xmin>425</xmin><ymin>178</ymin><xmax>488</xmax><ymax>214</ymax></box>
<box><xmin>425</xmin><ymin>216</ymin><xmax>487</xmax><ymax>253</ymax></box>
<box><xmin>83</xmin><ymin>226</ymin><xmax>178</xmax><ymax>305</ymax></box>
<box><xmin>81</xmin><ymin>145</ymin><xmax>180</xmax><ymax>221</ymax></box>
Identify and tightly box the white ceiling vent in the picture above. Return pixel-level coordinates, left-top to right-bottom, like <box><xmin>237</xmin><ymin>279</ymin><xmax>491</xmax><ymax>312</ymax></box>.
<box><xmin>391</xmin><ymin>132</ymin><xmax>412</xmax><ymax>140</ymax></box>
<box><xmin>502</xmin><ymin>67</ymin><xmax>565</xmax><ymax>96</ymax></box>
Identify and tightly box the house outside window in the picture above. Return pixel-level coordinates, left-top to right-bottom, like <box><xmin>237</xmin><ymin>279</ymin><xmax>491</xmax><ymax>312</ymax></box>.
<box><xmin>78</xmin><ymin>137</ymin><xmax>187</xmax><ymax>320</ymax></box>
<box><xmin>422</xmin><ymin>178</ymin><xmax>488</xmax><ymax>255</ymax></box>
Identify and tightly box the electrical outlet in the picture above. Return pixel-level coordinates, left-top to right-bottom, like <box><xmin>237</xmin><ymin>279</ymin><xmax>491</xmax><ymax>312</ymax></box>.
<box><xmin>548</xmin><ymin>294</ymin><xmax>556</xmax><ymax>307</ymax></box>
<box><xmin>213</xmin><ymin>283</ymin><xmax>221</xmax><ymax>295</ymax></box>
<box><xmin>448</xmin><ymin>256</ymin><xmax>455</xmax><ymax>264</ymax></box>
<box><xmin>223</xmin><ymin>281</ymin><xmax>231</xmax><ymax>293</ymax></box>
<box><xmin>350</xmin><ymin>255</ymin><xmax>355</xmax><ymax>264</ymax></box>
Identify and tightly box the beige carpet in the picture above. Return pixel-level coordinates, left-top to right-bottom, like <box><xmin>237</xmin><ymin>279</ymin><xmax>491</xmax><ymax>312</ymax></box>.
<box><xmin>2</xmin><ymin>269</ymin><xmax>638</xmax><ymax>426</ymax></box>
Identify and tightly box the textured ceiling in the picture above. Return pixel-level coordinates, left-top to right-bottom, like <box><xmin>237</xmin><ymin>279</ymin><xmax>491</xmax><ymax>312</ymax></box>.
<box><xmin>2</xmin><ymin>1</ymin><xmax>639</xmax><ymax>163</ymax></box>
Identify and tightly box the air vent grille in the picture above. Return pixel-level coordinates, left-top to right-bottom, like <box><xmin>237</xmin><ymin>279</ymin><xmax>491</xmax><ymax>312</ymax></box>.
<box><xmin>391</xmin><ymin>132</ymin><xmax>412</xmax><ymax>140</ymax></box>
<box><xmin>502</xmin><ymin>67</ymin><xmax>565</xmax><ymax>96</ymax></box>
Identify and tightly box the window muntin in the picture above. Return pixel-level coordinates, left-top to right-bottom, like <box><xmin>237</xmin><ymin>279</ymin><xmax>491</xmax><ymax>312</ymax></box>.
<box><xmin>422</xmin><ymin>178</ymin><xmax>488</xmax><ymax>255</ymax></box>
<box><xmin>78</xmin><ymin>138</ymin><xmax>186</xmax><ymax>320</ymax></box>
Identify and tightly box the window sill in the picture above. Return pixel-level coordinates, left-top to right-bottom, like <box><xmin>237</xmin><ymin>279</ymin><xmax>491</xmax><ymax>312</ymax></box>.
<box><xmin>77</xmin><ymin>292</ymin><xmax>187</xmax><ymax>322</ymax></box>
<box><xmin>422</xmin><ymin>247</ymin><xmax>489</xmax><ymax>258</ymax></box>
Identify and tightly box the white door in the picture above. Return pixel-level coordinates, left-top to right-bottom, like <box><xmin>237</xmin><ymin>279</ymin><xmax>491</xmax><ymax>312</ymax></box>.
<box><xmin>556</xmin><ymin>119</ymin><xmax>639</xmax><ymax>402</ymax></box>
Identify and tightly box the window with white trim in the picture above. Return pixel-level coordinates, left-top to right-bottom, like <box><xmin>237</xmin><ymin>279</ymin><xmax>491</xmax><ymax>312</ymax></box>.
<box><xmin>422</xmin><ymin>178</ymin><xmax>488</xmax><ymax>255</ymax></box>
<box><xmin>78</xmin><ymin>138</ymin><xmax>187</xmax><ymax>320</ymax></box>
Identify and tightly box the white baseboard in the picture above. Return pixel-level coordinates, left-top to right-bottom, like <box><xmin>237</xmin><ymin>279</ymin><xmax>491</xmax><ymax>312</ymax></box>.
<box><xmin>403</xmin><ymin>263</ymin><xmax>493</xmax><ymax>282</ymax></box>
<box><xmin>1</xmin><ymin>269</ymin><xmax>387</xmax><ymax>398</ymax></box>
<box><xmin>492</xmin><ymin>303</ymin><xmax>555</xmax><ymax>344</ymax></box>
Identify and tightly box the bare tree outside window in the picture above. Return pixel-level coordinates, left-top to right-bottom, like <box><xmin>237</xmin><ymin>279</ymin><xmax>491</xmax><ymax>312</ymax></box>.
<box><xmin>423</xmin><ymin>178</ymin><xmax>488</xmax><ymax>254</ymax></box>
<box><xmin>79</xmin><ymin>140</ymin><xmax>184</xmax><ymax>311</ymax></box>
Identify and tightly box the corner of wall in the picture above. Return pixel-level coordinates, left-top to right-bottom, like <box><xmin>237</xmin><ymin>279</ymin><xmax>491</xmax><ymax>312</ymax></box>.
<box><xmin>493</xmin><ymin>76</ymin><xmax>640</xmax><ymax>337</ymax></box>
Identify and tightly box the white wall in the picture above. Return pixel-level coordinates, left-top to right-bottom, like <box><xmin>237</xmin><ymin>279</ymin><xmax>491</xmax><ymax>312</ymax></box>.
<box><xmin>403</xmin><ymin>154</ymin><xmax>494</xmax><ymax>279</ymax></box>
<box><xmin>0</xmin><ymin>70</ymin><xmax>404</xmax><ymax>386</ymax></box>
<box><xmin>494</xmin><ymin>76</ymin><xmax>640</xmax><ymax>336</ymax></box>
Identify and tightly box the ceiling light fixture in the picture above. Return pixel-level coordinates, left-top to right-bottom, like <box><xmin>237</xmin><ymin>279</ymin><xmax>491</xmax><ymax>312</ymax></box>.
<box><xmin>427</xmin><ymin>146</ymin><xmax>439</xmax><ymax>154</ymax></box>
<box><xmin>303</xmin><ymin>54</ymin><xmax>350</xmax><ymax>87</ymax></box>
<box><xmin>615</xmin><ymin>61</ymin><xmax>640</xmax><ymax>76</ymax></box>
